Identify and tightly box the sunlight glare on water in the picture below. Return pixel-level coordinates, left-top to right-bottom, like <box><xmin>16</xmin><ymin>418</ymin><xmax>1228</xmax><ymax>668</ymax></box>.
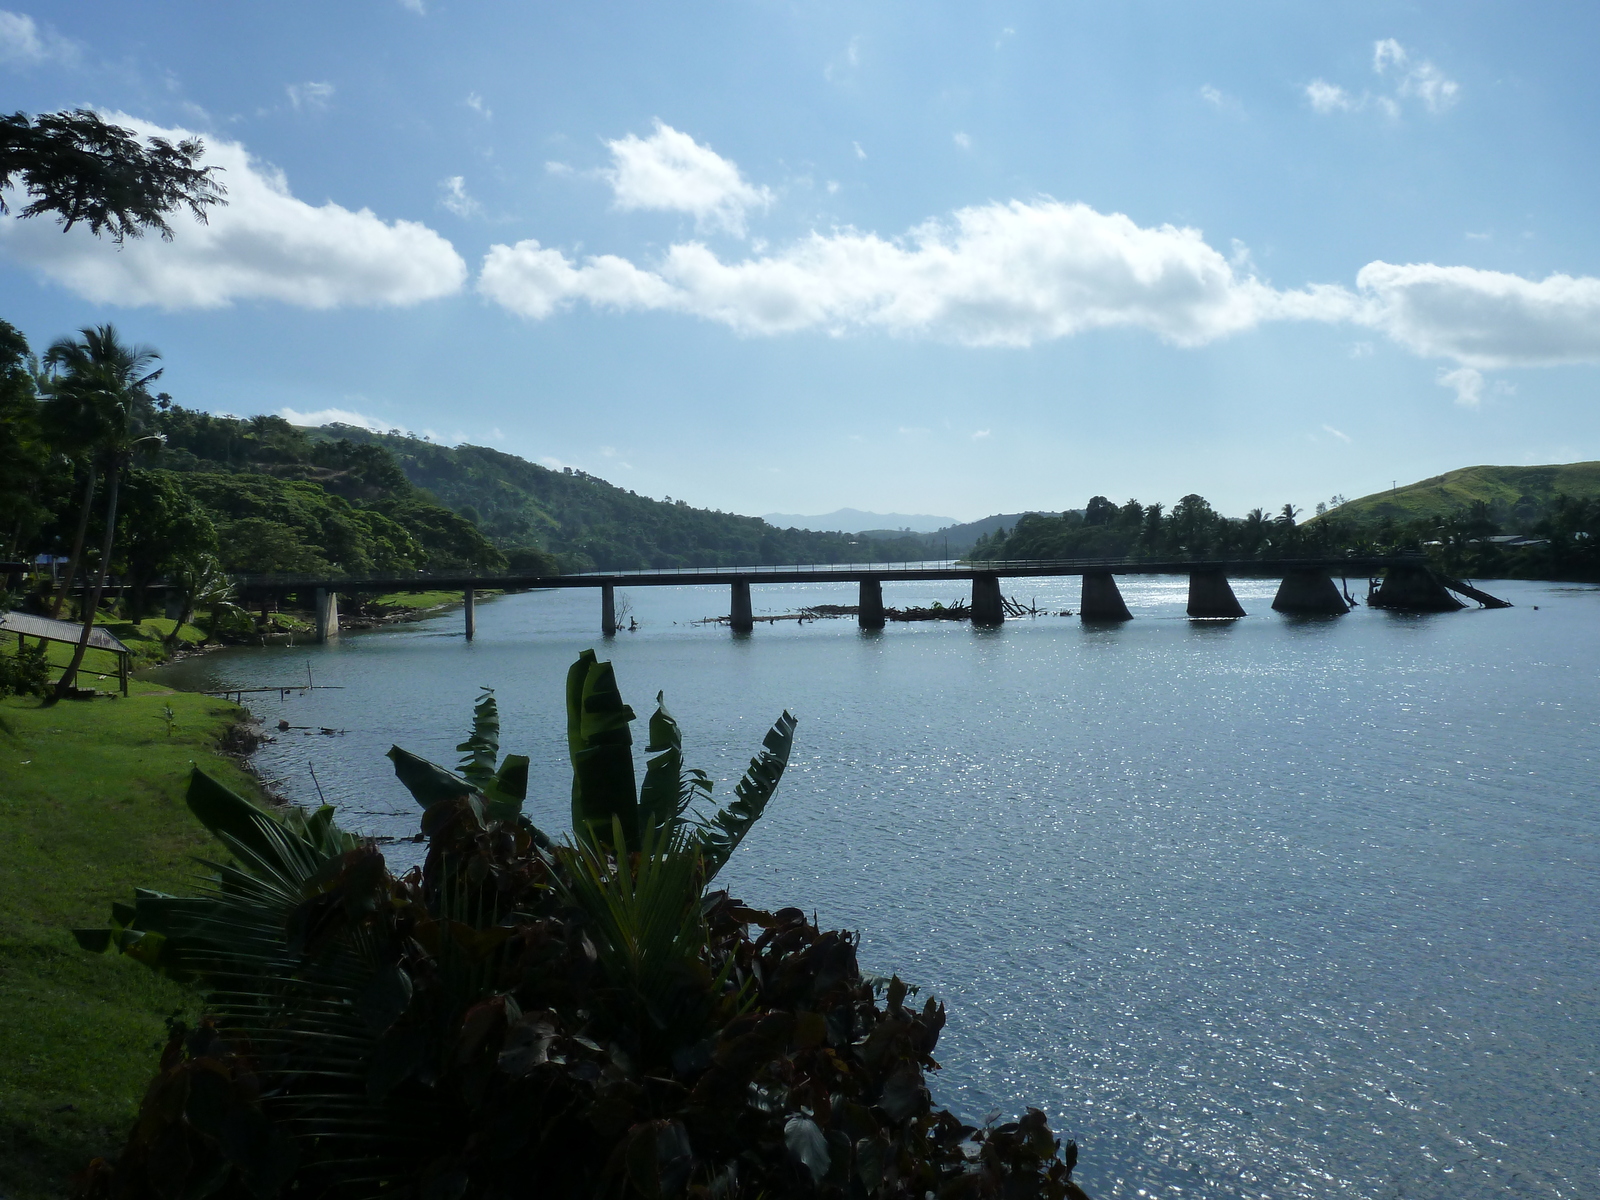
<box><xmin>155</xmin><ymin>576</ymin><xmax>1600</xmax><ymax>1200</ymax></box>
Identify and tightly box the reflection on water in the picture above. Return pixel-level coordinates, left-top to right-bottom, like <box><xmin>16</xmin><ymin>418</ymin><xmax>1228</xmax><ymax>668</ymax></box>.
<box><xmin>153</xmin><ymin>576</ymin><xmax>1600</xmax><ymax>1200</ymax></box>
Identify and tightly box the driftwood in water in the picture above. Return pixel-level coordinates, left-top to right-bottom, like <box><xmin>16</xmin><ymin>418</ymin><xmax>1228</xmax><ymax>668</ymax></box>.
<box><xmin>695</xmin><ymin>595</ymin><xmax>1064</xmax><ymax>625</ymax></box>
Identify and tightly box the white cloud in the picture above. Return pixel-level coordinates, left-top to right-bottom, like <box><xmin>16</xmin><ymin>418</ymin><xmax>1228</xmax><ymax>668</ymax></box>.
<box><xmin>971</xmin><ymin>429</ymin><xmax>991</xmax><ymax>439</ymax></box>
<box><xmin>1437</xmin><ymin>366</ymin><xmax>1483</xmax><ymax>407</ymax></box>
<box><xmin>466</xmin><ymin>92</ymin><xmax>491</xmax><ymax>119</ymax></box>
<box><xmin>287</xmin><ymin>81</ymin><xmax>335</xmax><ymax>112</ymax></box>
<box><xmin>0</xmin><ymin>113</ymin><xmax>467</xmax><ymax>309</ymax></box>
<box><xmin>0</xmin><ymin>9</ymin><xmax>76</xmax><ymax>64</ymax></box>
<box><xmin>1306</xmin><ymin>80</ymin><xmax>1357</xmax><ymax>113</ymax></box>
<box><xmin>1321</xmin><ymin>424</ymin><xmax>1352</xmax><ymax>443</ymax></box>
<box><xmin>601</xmin><ymin>121</ymin><xmax>772</xmax><ymax>235</ymax></box>
<box><xmin>1312</xmin><ymin>41</ymin><xmax>1459</xmax><ymax>118</ymax></box>
<box><xmin>397</xmin><ymin>0</ymin><xmax>425</xmax><ymax>13</ymax></box>
<box><xmin>1398</xmin><ymin>60</ymin><xmax>1459</xmax><ymax>113</ymax></box>
<box><xmin>479</xmin><ymin>198</ymin><xmax>1355</xmax><ymax>346</ymax></box>
<box><xmin>1200</xmin><ymin>85</ymin><xmax>1224</xmax><ymax>107</ymax></box>
<box><xmin>481</xmin><ymin>130</ymin><xmax>1600</xmax><ymax>375</ymax></box>
<box><xmin>853</xmin><ymin>141</ymin><xmax>866</xmax><ymax>159</ymax></box>
<box><xmin>439</xmin><ymin>175</ymin><xmax>481</xmax><ymax>218</ymax></box>
<box><xmin>278</xmin><ymin>406</ymin><xmax>391</xmax><ymax>431</ymax></box>
<box><xmin>953</xmin><ymin>132</ymin><xmax>972</xmax><ymax>149</ymax></box>
<box><xmin>1372</xmin><ymin>38</ymin><xmax>1408</xmax><ymax>73</ymax></box>
<box><xmin>825</xmin><ymin>36</ymin><xmax>862</xmax><ymax>83</ymax></box>
<box><xmin>1354</xmin><ymin>261</ymin><xmax>1600</xmax><ymax>367</ymax></box>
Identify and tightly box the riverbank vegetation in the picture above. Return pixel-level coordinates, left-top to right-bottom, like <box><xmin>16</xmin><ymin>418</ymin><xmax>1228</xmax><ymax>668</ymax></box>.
<box><xmin>74</xmin><ymin>655</ymin><xmax>1089</xmax><ymax>1199</ymax></box>
<box><xmin>0</xmin><ymin>689</ymin><xmax>258</xmax><ymax>1200</ymax></box>
<box><xmin>968</xmin><ymin>486</ymin><xmax>1600</xmax><ymax>581</ymax></box>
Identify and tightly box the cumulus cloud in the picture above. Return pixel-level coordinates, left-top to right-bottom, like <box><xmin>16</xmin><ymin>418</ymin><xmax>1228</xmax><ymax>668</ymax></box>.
<box><xmin>0</xmin><ymin>113</ymin><xmax>467</xmax><ymax>309</ymax></box>
<box><xmin>287</xmin><ymin>81</ymin><xmax>335</xmax><ymax>111</ymax></box>
<box><xmin>953</xmin><ymin>132</ymin><xmax>972</xmax><ymax>149</ymax></box>
<box><xmin>0</xmin><ymin>9</ymin><xmax>76</xmax><ymax>64</ymax></box>
<box><xmin>601</xmin><ymin>121</ymin><xmax>772</xmax><ymax>235</ymax></box>
<box><xmin>466</xmin><ymin>92</ymin><xmax>491</xmax><ymax>119</ymax></box>
<box><xmin>278</xmin><ymin>406</ymin><xmax>392</xmax><ymax>431</ymax></box>
<box><xmin>1354</xmin><ymin>262</ymin><xmax>1600</xmax><ymax>367</ymax></box>
<box><xmin>479</xmin><ymin>198</ymin><xmax>1356</xmax><ymax>346</ymax></box>
<box><xmin>1437</xmin><ymin>366</ymin><xmax>1483</xmax><ymax>407</ymax></box>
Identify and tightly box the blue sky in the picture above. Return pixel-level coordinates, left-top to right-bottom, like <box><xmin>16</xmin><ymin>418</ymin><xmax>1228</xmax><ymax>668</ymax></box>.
<box><xmin>4</xmin><ymin>1</ymin><xmax>1599</xmax><ymax>521</ymax></box>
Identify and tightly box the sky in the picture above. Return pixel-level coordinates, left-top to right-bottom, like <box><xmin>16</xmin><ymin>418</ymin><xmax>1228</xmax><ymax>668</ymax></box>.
<box><xmin>4</xmin><ymin>1</ymin><xmax>1600</xmax><ymax>522</ymax></box>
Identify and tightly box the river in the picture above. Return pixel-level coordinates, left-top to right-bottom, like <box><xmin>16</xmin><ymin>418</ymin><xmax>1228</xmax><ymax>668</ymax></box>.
<box><xmin>153</xmin><ymin>575</ymin><xmax>1598</xmax><ymax>1200</ymax></box>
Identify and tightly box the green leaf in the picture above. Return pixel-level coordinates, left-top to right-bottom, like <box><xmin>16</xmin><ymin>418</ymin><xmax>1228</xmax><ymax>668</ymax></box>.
<box><xmin>186</xmin><ymin>768</ymin><xmax>300</xmax><ymax>870</ymax></box>
<box><xmin>566</xmin><ymin>650</ymin><xmax>638</xmax><ymax>843</ymax></box>
<box><xmin>455</xmin><ymin>687</ymin><xmax>500</xmax><ymax>787</ymax></box>
<box><xmin>483</xmin><ymin>753</ymin><xmax>529</xmax><ymax>821</ymax></box>
<box><xmin>695</xmin><ymin>710</ymin><xmax>797</xmax><ymax>881</ymax></box>
<box><xmin>639</xmin><ymin>691</ymin><xmax>711</xmax><ymax>839</ymax></box>
<box><xmin>387</xmin><ymin>745</ymin><xmax>476</xmax><ymax>809</ymax></box>
<box><xmin>785</xmin><ymin>1115</ymin><xmax>830</xmax><ymax>1184</ymax></box>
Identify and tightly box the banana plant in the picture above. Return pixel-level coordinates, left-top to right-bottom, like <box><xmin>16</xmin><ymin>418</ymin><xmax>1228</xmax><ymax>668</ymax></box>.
<box><xmin>563</xmin><ymin>647</ymin><xmax>797</xmax><ymax>876</ymax></box>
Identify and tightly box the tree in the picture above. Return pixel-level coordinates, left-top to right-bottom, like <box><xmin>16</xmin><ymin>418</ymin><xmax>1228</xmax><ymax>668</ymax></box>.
<box><xmin>0</xmin><ymin>319</ymin><xmax>48</xmax><ymax>561</ymax></box>
<box><xmin>115</xmin><ymin>470</ymin><xmax>217</xmax><ymax>621</ymax></box>
<box><xmin>40</xmin><ymin>325</ymin><xmax>165</xmax><ymax>698</ymax></box>
<box><xmin>0</xmin><ymin>109</ymin><xmax>225</xmax><ymax>242</ymax></box>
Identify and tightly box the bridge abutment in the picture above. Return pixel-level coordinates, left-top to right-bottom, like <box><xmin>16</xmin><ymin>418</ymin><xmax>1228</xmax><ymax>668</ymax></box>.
<box><xmin>971</xmin><ymin>574</ymin><xmax>1004</xmax><ymax>626</ymax></box>
<box><xmin>1187</xmin><ymin>570</ymin><xmax>1246</xmax><ymax>618</ymax></box>
<box><xmin>1368</xmin><ymin>565</ymin><xmax>1465</xmax><ymax>612</ymax></box>
<box><xmin>464</xmin><ymin>589</ymin><xmax>476</xmax><ymax>640</ymax></box>
<box><xmin>859</xmin><ymin>578</ymin><xmax>885</xmax><ymax>629</ymax></box>
<box><xmin>314</xmin><ymin>588</ymin><xmax>339</xmax><ymax>644</ymax></box>
<box><xmin>601</xmin><ymin>584</ymin><xmax>616</xmax><ymax>636</ymax></box>
<box><xmin>1271</xmin><ymin>569</ymin><xmax>1350</xmax><ymax>615</ymax></box>
<box><xmin>1080</xmin><ymin>571</ymin><xmax>1132</xmax><ymax>620</ymax></box>
<box><xmin>730</xmin><ymin>579</ymin><xmax>754</xmax><ymax>632</ymax></box>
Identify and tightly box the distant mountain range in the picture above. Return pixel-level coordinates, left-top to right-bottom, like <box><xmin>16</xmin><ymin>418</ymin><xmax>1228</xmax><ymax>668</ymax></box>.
<box><xmin>761</xmin><ymin>509</ymin><xmax>960</xmax><ymax>534</ymax></box>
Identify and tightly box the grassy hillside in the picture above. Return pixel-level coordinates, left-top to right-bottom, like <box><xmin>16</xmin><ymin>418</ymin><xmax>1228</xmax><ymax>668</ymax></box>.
<box><xmin>1330</xmin><ymin>462</ymin><xmax>1600</xmax><ymax>525</ymax></box>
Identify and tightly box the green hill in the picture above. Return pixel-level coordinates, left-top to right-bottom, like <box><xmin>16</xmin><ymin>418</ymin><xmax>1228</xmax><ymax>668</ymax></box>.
<box><xmin>1330</xmin><ymin>462</ymin><xmax>1600</xmax><ymax>526</ymax></box>
<box><xmin>300</xmin><ymin>425</ymin><xmax>932</xmax><ymax>571</ymax></box>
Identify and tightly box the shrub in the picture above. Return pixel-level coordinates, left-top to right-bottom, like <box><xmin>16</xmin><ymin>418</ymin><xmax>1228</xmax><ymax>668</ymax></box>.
<box><xmin>73</xmin><ymin>653</ymin><xmax>1088</xmax><ymax>1199</ymax></box>
<box><xmin>0</xmin><ymin>640</ymin><xmax>50</xmax><ymax>698</ymax></box>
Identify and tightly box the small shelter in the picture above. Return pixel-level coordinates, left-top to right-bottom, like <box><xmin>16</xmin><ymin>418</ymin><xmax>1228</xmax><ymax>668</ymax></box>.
<box><xmin>0</xmin><ymin>610</ymin><xmax>132</xmax><ymax>695</ymax></box>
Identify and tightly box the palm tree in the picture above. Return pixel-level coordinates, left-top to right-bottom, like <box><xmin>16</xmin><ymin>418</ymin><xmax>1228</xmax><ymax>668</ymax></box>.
<box><xmin>40</xmin><ymin>324</ymin><xmax>164</xmax><ymax>700</ymax></box>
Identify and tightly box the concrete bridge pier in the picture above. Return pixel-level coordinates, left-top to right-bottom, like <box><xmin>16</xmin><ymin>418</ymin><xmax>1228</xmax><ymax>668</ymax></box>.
<box><xmin>314</xmin><ymin>588</ymin><xmax>339</xmax><ymax>644</ymax></box>
<box><xmin>464</xmin><ymin>588</ymin><xmax>477</xmax><ymax>641</ymax></box>
<box><xmin>601</xmin><ymin>584</ymin><xmax>616</xmax><ymax>636</ymax></box>
<box><xmin>1080</xmin><ymin>571</ymin><xmax>1132</xmax><ymax>621</ymax></box>
<box><xmin>1187</xmin><ymin>570</ymin><xmax>1246</xmax><ymax>618</ymax></box>
<box><xmin>858</xmin><ymin>578</ymin><xmax>885</xmax><ymax>629</ymax></box>
<box><xmin>1272</xmin><ymin>569</ymin><xmax>1350</xmax><ymax>615</ymax></box>
<box><xmin>971</xmin><ymin>574</ymin><xmax>1005</xmax><ymax>626</ymax></box>
<box><xmin>730</xmin><ymin>579</ymin><xmax>754</xmax><ymax>633</ymax></box>
<box><xmin>1368</xmin><ymin>565</ymin><xmax>1465</xmax><ymax>612</ymax></box>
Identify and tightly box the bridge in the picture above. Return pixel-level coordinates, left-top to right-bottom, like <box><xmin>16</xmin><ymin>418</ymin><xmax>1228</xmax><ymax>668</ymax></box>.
<box><xmin>229</xmin><ymin>554</ymin><xmax>1502</xmax><ymax>643</ymax></box>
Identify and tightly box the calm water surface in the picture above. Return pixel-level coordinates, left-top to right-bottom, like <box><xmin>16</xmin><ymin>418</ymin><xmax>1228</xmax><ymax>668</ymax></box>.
<box><xmin>155</xmin><ymin>576</ymin><xmax>1599</xmax><ymax>1200</ymax></box>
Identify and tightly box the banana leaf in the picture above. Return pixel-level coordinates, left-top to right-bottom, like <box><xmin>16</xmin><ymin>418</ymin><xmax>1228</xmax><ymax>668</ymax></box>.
<box><xmin>566</xmin><ymin>649</ymin><xmax>638</xmax><ymax>843</ymax></box>
<box><xmin>696</xmin><ymin>710</ymin><xmax>798</xmax><ymax>881</ymax></box>
<box><xmin>638</xmin><ymin>691</ymin><xmax>713</xmax><ymax>839</ymax></box>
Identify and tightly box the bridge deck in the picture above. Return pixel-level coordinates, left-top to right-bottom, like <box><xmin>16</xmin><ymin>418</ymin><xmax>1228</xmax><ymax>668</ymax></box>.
<box><xmin>231</xmin><ymin>556</ymin><xmax>1415</xmax><ymax>597</ymax></box>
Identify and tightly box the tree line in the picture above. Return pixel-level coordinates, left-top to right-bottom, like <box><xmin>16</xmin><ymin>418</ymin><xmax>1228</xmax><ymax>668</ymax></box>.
<box><xmin>969</xmin><ymin>492</ymin><xmax>1600</xmax><ymax>580</ymax></box>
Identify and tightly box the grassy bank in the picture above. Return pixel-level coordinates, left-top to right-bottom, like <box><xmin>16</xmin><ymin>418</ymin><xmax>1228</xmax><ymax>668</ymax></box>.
<box><xmin>0</xmin><ymin>687</ymin><xmax>262</xmax><ymax>1200</ymax></box>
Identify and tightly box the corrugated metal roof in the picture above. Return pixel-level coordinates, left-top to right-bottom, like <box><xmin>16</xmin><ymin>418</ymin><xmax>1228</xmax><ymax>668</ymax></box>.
<box><xmin>0</xmin><ymin>611</ymin><xmax>130</xmax><ymax>654</ymax></box>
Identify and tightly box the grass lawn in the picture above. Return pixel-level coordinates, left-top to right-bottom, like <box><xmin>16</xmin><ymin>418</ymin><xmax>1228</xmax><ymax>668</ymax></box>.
<box><xmin>0</xmin><ymin>686</ymin><xmax>262</xmax><ymax>1200</ymax></box>
<box><xmin>370</xmin><ymin>589</ymin><xmax>473</xmax><ymax>610</ymax></box>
